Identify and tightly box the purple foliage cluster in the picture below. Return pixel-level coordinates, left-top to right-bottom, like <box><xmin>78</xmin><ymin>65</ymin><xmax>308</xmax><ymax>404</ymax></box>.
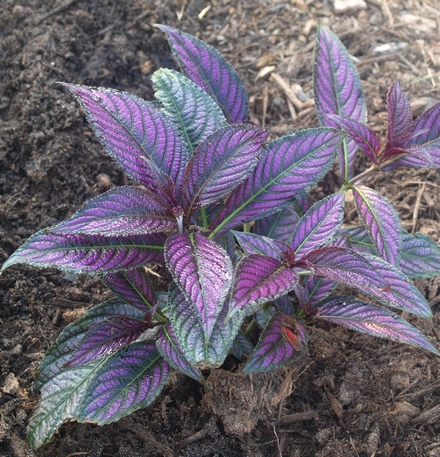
<box><xmin>3</xmin><ymin>25</ymin><xmax>440</xmax><ymax>449</ymax></box>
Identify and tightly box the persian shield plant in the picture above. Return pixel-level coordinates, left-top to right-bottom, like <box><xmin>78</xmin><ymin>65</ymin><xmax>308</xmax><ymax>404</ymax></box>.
<box><xmin>2</xmin><ymin>25</ymin><xmax>440</xmax><ymax>449</ymax></box>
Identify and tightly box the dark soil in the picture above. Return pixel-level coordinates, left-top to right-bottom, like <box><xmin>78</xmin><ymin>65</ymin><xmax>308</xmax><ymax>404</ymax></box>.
<box><xmin>1</xmin><ymin>0</ymin><xmax>440</xmax><ymax>456</ymax></box>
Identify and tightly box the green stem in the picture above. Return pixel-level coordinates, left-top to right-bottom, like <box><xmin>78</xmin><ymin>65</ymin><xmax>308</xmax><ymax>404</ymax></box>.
<box><xmin>200</xmin><ymin>207</ymin><xmax>208</xmax><ymax>229</ymax></box>
<box><xmin>349</xmin><ymin>165</ymin><xmax>377</xmax><ymax>186</ymax></box>
<box><xmin>245</xmin><ymin>319</ymin><xmax>257</xmax><ymax>337</ymax></box>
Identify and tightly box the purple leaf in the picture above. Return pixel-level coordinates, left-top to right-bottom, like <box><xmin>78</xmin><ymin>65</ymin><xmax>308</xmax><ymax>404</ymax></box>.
<box><xmin>362</xmin><ymin>253</ymin><xmax>432</xmax><ymax>318</ymax></box>
<box><xmin>211</xmin><ymin>128</ymin><xmax>344</xmax><ymax>236</ymax></box>
<box><xmin>232</xmin><ymin>231</ymin><xmax>281</xmax><ymax>260</ymax></box>
<box><xmin>386</xmin><ymin>81</ymin><xmax>413</xmax><ymax>149</ymax></box>
<box><xmin>406</xmin><ymin>102</ymin><xmax>440</xmax><ymax>166</ymax></box>
<box><xmin>51</xmin><ymin>187</ymin><xmax>177</xmax><ymax>236</ymax></box>
<box><xmin>229</xmin><ymin>254</ymin><xmax>299</xmax><ymax>318</ymax></box>
<box><xmin>231</xmin><ymin>331</ymin><xmax>254</xmax><ymax>361</ymax></box>
<box><xmin>273</xmin><ymin>295</ymin><xmax>296</xmax><ymax>316</ymax></box>
<box><xmin>103</xmin><ymin>267</ymin><xmax>157</xmax><ymax>312</ymax></box>
<box><xmin>292</xmin><ymin>192</ymin><xmax>345</xmax><ymax>258</ymax></box>
<box><xmin>329</xmin><ymin>115</ymin><xmax>381</xmax><ymax>165</ymax></box>
<box><xmin>304</xmin><ymin>276</ymin><xmax>337</xmax><ymax>308</ymax></box>
<box><xmin>63</xmin><ymin>84</ymin><xmax>188</xmax><ymax>190</ymax></box>
<box><xmin>314</xmin><ymin>27</ymin><xmax>366</xmax><ymax>178</ymax></box>
<box><xmin>156</xmin><ymin>323</ymin><xmax>204</xmax><ymax>382</ymax></box>
<box><xmin>244</xmin><ymin>313</ymin><xmax>307</xmax><ymax>373</ymax></box>
<box><xmin>78</xmin><ymin>341</ymin><xmax>171</xmax><ymax>424</ymax></box>
<box><xmin>298</xmin><ymin>246</ymin><xmax>388</xmax><ymax>291</ymax></box>
<box><xmin>253</xmin><ymin>204</ymin><xmax>301</xmax><ymax>244</ymax></box>
<box><xmin>164</xmin><ymin>232</ymin><xmax>233</xmax><ymax>340</ymax></box>
<box><xmin>152</xmin><ymin>69</ymin><xmax>227</xmax><ymax>152</ymax></box>
<box><xmin>318</xmin><ymin>299</ymin><xmax>439</xmax><ymax>354</ymax></box>
<box><xmin>2</xmin><ymin>230</ymin><xmax>165</xmax><ymax>273</ymax></box>
<box><xmin>157</xmin><ymin>25</ymin><xmax>249</xmax><ymax>124</ymax></box>
<box><xmin>380</xmin><ymin>144</ymin><xmax>435</xmax><ymax>169</ymax></box>
<box><xmin>164</xmin><ymin>285</ymin><xmax>244</xmax><ymax>366</ymax></box>
<box><xmin>352</xmin><ymin>185</ymin><xmax>402</xmax><ymax>266</ymax></box>
<box><xmin>182</xmin><ymin>125</ymin><xmax>267</xmax><ymax>213</ymax></box>
<box><xmin>28</xmin><ymin>298</ymin><xmax>145</xmax><ymax>448</ymax></box>
<box><xmin>65</xmin><ymin>316</ymin><xmax>149</xmax><ymax>367</ymax></box>
<box><xmin>400</xmin><ymin>231</ymin><xmax>440</xmax><ymax>279</ymax></box>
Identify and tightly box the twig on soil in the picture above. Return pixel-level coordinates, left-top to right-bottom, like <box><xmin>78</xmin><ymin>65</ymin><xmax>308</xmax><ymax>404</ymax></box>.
<box><xmin>411</xmin><ymin>182</ymin><xmax>426</xmax><ymax>235</ymax></box>
<box><xmin>277</xmin><ymin>410</ymin><xmax>319</xmax><ymax>424</ymax></box>
<box><xmin>37</xmin><ymin>0</ymin><xmax>78</xmax><ymax>24</ymax></box>
<box><xmin>269</xmin><ymin>73</ymin><xmax>314</xmax><ymax>111</ymax></box>
<box><xmin>379</xmin><ymin>0</ymin><xmax>394</xmax><ymax>27</ymax></box>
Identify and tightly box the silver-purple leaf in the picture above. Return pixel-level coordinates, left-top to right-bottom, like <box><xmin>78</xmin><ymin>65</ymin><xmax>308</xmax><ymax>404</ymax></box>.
<box><xmin>298</xmin><ymin>246</ymin><xmax>388</xmax><ymax>290</ymax></box>
<box><xmin>182</xmin><ymin>125</ymin><xmax>267</xmax><ymax>213</ymax></box>
<box><xmin>164</xmin><ymin>232</ymin><xmax>233</xmax><ymax>340</ymax></box>
<box><xmin>314</xmin><ymin>27</ymin><xmax>366</xmax><ymax>179</ymax></box>
<box><xmin>408</xmin><ymin>102</ymin><xmax>440</xmax><ymax>165</ymax></box>
<box><xmin>28</xmin><ymin>298</ymin><xmax>145</xmax><ymax>449</ymax></box>
<box><xmin>399</xmin><ymin>231</ymin><xmax>440</xmax><ymax>279</ymax></box>
<box><xmin>78</xmin><ymin>341</ymin><xmax>171</xmax><ymax>424</ymax></box>
<box><xmin>152</xmin><ymin>69</ymin><xmax>227</xmax><ymax>153</ymax></box>
<box><xmin>157</xmin><ymin>25</ymin><xmax>249</xmax><ymax>124</ymax></box>
<box><xmin>352</xmin><ymin>185</ymin><xmax>402</xmax><ymax>266</ymax></box>
<box><xmin>65</xmin><ymin>316</ymin><xmax>149</xmax><ymax>367</ymax></box>
<box><xmin>2</xmin><ymin>230</ymin><xmax>165</xmax><ymax>274</ymax></box>
<box><xmin>232</xmin><ymin>231</ymin><xmax>281</xmax><ymax>260</ymax></box>
<box><xmin>292</xmin><ymin>192</ymin><xmax>345</xmax><ymax>259</ymax></box>
<box><xmin>329</xmin><ymin>115</ymin><xmax>381</xmax><ymax>165</ymax></box>
<box><xmin>231</xmin><ymin>331</ymin><xmax>254</xmax><ymax>361</ymax></box>
<box><xmin>103</xmin><ymin>267</ymin><xmax>156</xmax><ymax>312</ymax></box>
<box><xmin>273</xmin><ymin>295</ymin><xmax>296</xmax><ymax>316</ymax></box>
<box><xmin>229</xmin><ymin>254</ymin><xmax>299</xmax><ymax>318</ymax></box>
<box><xmin>63</xmin><ymin>84</ymin><xmax>188</xmax><ymax>189</ymax></box>
<box><xmin>362</xmin><ymin>253</ymin><xmax>432</xmax><ymax>318</ymax></box>
<box><xmin>386</xmin><ymin>81</ymin><xmax>413</xmax><ymax>149</ymax></box>
<box><xmin>304</xmin><ymin>276</ymin><xmax>337</xmax><ymax>308</ymax></box>
<box><xmin>51</xmin><ymin>187</ymin><xmax>177</xmax><ymax>236</ymax></box>
<box><xmin>164</xmin><ymin>285</ymin><xmax>244</xmax><ymax>366</ymax></box>
<box><xmin>253</xmin><ymin>204</ymin><xmax>301</xmax><ymax>244</ymax></box>
<box><xmin>318</xmin><ymin>299</ymin><xmax>438</xmax><ymax>354</ymax></box>
<box><xmin>244</xmin><ymin>313</ymin><xmax>307</xmax><ymax>374</ymax></box>
<box><xmin>211</xmin><ymin>128</ymin><xmax>344</xmax><ymax>236</ymax></box>
<box><xmin>156</xmin><ymin>323</ymin><xmax>204</xmax><ymax>382</ymax></box>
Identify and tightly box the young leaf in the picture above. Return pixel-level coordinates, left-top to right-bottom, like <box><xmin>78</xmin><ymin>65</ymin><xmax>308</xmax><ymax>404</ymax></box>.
<box><xmin>329</xmin><ymin>115</ymin><xmax>381</xmax><ymax>165</ymax></box>
<box><xmin>399</xmin><ymin>231</ymin><xmax>440</xmax><ymax>279</ymax></box>
<box><xmin>408</xmin><ymin>102</ymin><xmax>440</xmax><ymax>165</ymax></box>
<box><xmin>182</xmin><ymin>125</ymin><xmax>267</xmax><ymax>213</ymax></box>
<box><xmin>156</xmin><ymin>25</ymin><xmax>249</xmax><ymax>124</ymax></box>
<box><xmin>231</xmin><ymin>331</ymin><xmax>254</xmax><ymax>361</ymax></box>
<box><xmin>318</xmin><ymin>298</ymin><xmax>439</xmax><ymax>354</ymax></box>
<box><xmin>232</xmin><ymin>231</ymin><xmax>281</xmax><ymax>260</ymax></box>
<box><xmin>229</xmin><ymin>254</ymin><xmax>299</xmax><ymax>318</ymax></box>
<box><xmin>164</xmin><ymin>285</ymin><xmax>244</xmax><ymax>366</ymax></box>
<box><xmin>292</xmin><ymin>192</ymin><xmax>345</xmax><ymax>258</ymax></box>
<box><xmin>28</xmin><ymin>298</ymin><xmax>145</xmax><ymax>449</ymax></box>
<box><xmin>65</xmin><ymin>316</ymin><xmax>149</xmax><ymax>367</ymax></box>
<box><xmin>385</xmin><ymin>81</ymin><xmax>413</xmax><ymax>149</ymax></box>
<box><xmin>50</xmin><ymin>186</ymin><xmax>177</xmax><ymax>236</ymax></box>
<box><xmin>103</xmin><ymin>267</ymin><xmax>157</xmax><ymax>312</ymax></box>
<box><xmin>164</xmin><ymin>232</ymin><xmax>233</xmax><ymax>340</ymax></box>
<box><xmin>313</xmin><ymin>26</ymin><xmax>366</xmax><ymax>178</ymax></box>
<box><xmin>156</xmin><ymin>323</ymin><xmax>204</xmax><ymax>382</ymax></box>
<box><xmin>362</xmin><ymin>253</ymin><xmax>432</xmax><ymax>318</ymax></box>
<box><xmin>352</xmin><ymin>185</ymin><xmax>402</xmax><ymax>266</ymax></box>
<box><xmin>2</xmin><ymin>230</ymin><xmax>165</xmax><ymax>274</ymax></box>
<box><xmin>78</xmin><ymin>341</ymin><xmax>171</xmax><ymax>424</ymax></box>
<box><xmin>63</xmin><ymin>84</ymin><xmax>188</xmax><ymax>189</ymax></box>
<box><xmin>152</xmin><ymin>68</ymin><xmax>227</xmax><ymax>152</ymax></box>
<box><xmin>244</xmin><ymin>313</ymin><xmax>307</xmax><ymax>373</ymax></box>
<box><xmin>210</xmin><ymin>128</ymin><xmax>344</xmax><ymax>236</ymax></box>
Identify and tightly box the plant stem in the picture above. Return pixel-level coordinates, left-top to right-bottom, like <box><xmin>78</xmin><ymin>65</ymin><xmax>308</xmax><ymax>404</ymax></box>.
<box><xmin>245</xmin><ymin>319</ymin><xmax>257</xmax><ymax>337</ymax></box>
<box><xmin>349</xmin><ymin>165</ymin><xmax>377</xmax><ymax>186</ymax></box>
<box><xmin>200</xmin><ymin>207</ymin><xmax>208</xmax><ymax>228</ymax></box>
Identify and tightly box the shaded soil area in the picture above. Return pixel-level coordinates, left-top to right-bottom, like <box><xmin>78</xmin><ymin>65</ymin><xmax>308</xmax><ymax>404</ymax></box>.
<box><xmin>1</xmin><ymin>0</ymin><xmax>440</xmax><ymax>456</ymax></box>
